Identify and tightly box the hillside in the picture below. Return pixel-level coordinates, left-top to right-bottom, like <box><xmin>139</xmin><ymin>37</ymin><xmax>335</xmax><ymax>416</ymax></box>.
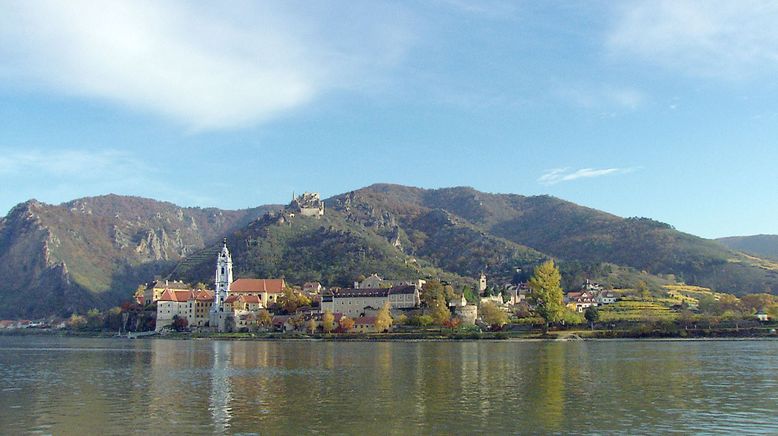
<box><xmin>2</xmin><ymin>185</ymin><xmax>777</xmax><ymax>318</ymax></box>
<box><xmin>718</xmin><ymin>235</ymin><xmax>778</xmax><ymax>260</ymax></box>
<box><xmin>0</xmin><ymin>195</ymin><xmax>277</xmax><ymax>318</ymax></box>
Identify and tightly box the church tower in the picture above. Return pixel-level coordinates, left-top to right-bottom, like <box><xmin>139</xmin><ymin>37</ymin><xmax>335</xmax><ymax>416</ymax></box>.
<box><xmin>478</xmin><ymin>272</ymin><xmax>487</xmax><ymax>294</ymax></box>
<box><xmin>210</xmin><ymin>239</ymin><xmax>233</xmax><ymax>324</ymax></box>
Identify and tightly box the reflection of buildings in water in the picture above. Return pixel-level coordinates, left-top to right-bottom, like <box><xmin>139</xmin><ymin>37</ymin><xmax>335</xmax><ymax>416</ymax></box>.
<box><xmin>210</xmin><ymin>341</ymin><xmax>233</xmax><ymax>433</ymax></box>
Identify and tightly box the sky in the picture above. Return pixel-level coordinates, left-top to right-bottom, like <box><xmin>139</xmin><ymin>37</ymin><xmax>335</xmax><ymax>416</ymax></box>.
<box><xmin>1</xmin><ymin>0</ymin><xmax>777</xmax><ymax>239</ymax></box>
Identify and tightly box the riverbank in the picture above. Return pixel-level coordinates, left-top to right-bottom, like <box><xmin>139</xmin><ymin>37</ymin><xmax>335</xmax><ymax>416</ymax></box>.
<box><xmin>3</xmin><ymin>325</ymin><xmax>777</xmax><ymax>341</ymax></box>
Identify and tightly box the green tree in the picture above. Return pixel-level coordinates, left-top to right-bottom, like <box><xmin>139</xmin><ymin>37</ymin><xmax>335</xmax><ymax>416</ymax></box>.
<box><xmin>584</xmin><ymin>306</ymin><xmax>599</xmax><ymax>330</ymax></box>
<box><xmin>395</xmin><ymin>313</ymin><xmax>409</xmax><ymax>325</ymax></box>
<box><xmin>322</xmin><ymin>310</ymin><xmax>336</xmax><ymax>333</ymax></box>
<box><xmin>417</xmin><ymin>315</ymin><xmax>434</xmax><ymax>327</ymax></box>
<box><xmin>375</xmin><ymin>302</ymin><xmax>393</xmax><ymax>332</ymax></box>
<box><xmin>421</xmin><ymin>280</ymin><xmax>445</xmax><ymax>308</ymax></box>
<box><xmin>463</xmin><ymin>286</ymin><xmax>479</xmax><ymax>304</ymax></box>
<box><xmin>741</xmin><ymin>293</ymin><xmax>775</xmax><ymax>313</ymax></box>
<box><xmin>636</xmin><ymin>280</ymin><xmax>651</xmax><ymax>300</ymax></box>
<box><xmin>529</xmin><ymin>260</ymin><xmax>565</xmax><ymax>326</ymax></box>
<box><xmin>480</xmin><ymin>301</ymin><xmax>508</xmax><ymax>328</ymax></box>
<box><xmin>430</xmin><ymin>296</ymin><xmax>450</xmax><ymax>325</ymax></box>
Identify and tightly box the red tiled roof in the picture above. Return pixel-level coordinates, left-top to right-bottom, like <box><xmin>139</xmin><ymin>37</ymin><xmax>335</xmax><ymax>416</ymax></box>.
<box><xmin>194</xmin><ymin>290</ymin><xmax>214</xmax><ymax>301</ymax></box>
<box><xmin>231</xmin><ymin>278</ymin><xmax>285</xmax><ymax>293</ymax></box>
<box><xmin>238</xmin><ymin>295</ymin><xmax>262</xmax><ymax>304</ymax></box>
<box><xmin>224</xmin><ymin>295</ymin><xmax>239</xmax><ymax>304</ymax></box>
<box><xmin>158</xmin><ymin>289</ymin><xmax>193</xmax><ymax>302</ymax></box>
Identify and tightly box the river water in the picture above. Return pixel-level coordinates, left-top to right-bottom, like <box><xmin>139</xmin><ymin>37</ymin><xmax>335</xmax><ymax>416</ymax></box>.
<box><xmin>0</xmin><ymin>336</ymin><xmax>776</xmax><ymax>434</ymax></box>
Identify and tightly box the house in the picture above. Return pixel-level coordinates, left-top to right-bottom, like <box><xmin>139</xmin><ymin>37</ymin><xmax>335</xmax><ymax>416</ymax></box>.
<box><xmin>354</xmin><ymin>274</ymin><xmax>426</xmax><ymax>290</ymax></box>
<box><xmin>144</xmin><ymin>279</ymin><xmax>191</xmax><ymax>305</ymax></box>
<box><xmin>229</xmin><ymin>278</ymin><xmax>286</xmax><ymax>308</ymax></box>
<box><xmin>156</xmin><ymin>289</ymin><xmax>215</xmax><ymax>331</ymax></box>
<box><xmin>320</xmin><ymin>285</ymin><xmax>420</xmax><ymax>317</ymax></box>
<box><xmin>564</xmin><ymin>291</ymin><xmax>597</xmax><ymax>313</ymax></box>
<box><xmin>303</xmin><ymin>282</ymin><xmax>322</xmax><ymax>294</ymax></box>
<box><xmin>595</xmin><ymin>291</ymin><xmax>617</xmax><ymax>305</ymax></box>
<box><xmin>756</xmin><ymin>312</ymin><xmax>771</xmax><ymax>322</ymax></box>
<box><xmin>353</xmin><ymin>316</ymin><xmax>385</xmax><ymax>333</ymax></box>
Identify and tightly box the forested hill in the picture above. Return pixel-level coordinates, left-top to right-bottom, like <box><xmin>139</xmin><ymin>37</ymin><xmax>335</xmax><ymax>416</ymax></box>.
<box><xmin>0</xmin><ymin>195</ymin><xmax>277</xmax><ymax>318</ymax></box>
<box><xmin>718</xmin><ymin>235</ymin><xmax>778</xmax><ymax>261</ymax></box>
<box><xmin>172</xmin><ymin>184</ymin><xmax>778</xmax><ymax>297</ymax></box>
<box><xmin>2</xmin><ymin>185</ymin><xmax>778</xmax><ymax>318</ymax></box>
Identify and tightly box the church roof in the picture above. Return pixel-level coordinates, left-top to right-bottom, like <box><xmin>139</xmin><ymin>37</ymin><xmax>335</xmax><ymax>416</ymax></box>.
<box><xmin>238</xmin><ymin>295</ymin><xmax>262</xmax><ymax>304</ymax></box>
<box><xmin>231</xmin><ymin>278</ymin><xmax>285</xmax><ymax>293</ymax></box>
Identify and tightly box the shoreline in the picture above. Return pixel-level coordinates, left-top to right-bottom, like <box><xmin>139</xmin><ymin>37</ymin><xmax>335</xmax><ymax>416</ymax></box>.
<box><xmin>3</xmin><ymin>326</ymin><xmax>777</xmax><ymax>342</ymax></box>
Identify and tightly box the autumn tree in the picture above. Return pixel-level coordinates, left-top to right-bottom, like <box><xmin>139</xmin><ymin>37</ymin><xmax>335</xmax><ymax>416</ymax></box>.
<box><xmin>257</xmin><ymin>309</ymin><xmax>273</xmax><ymax>328</ymax></box>
<box><xmin>278</xmin><ymin>288</ymin><xmax>312</xmax><ymax>313</ymax></box>
<box><xmin>529</xmin><ymin>260</ymin><xmax>565</xmax><ymax>326</ymax></box>
<box><xmin>67</xmin><ymin>313</ymin><xmax>87</xmax><ymax>330</ymax></box>
<box><xmin>430</xmin><ymin>296</ymin><xmax>451</xmax><ymax>325</ymax></box>
<box><xmin>322</xmin><ymin>310</ymin><xmax>336</xmax><ymax>333</ymax></box>
<box><xmin>339</xmin><ymin>316</ymin><xmax>355</xmax><ymax>332</ymax></box>
<box><xmin>375</xmin><ymin>302</ymin><xmax>393</xmax><ymax>332</ymax></box>
<box><xmin>480</xmin><ymin>301</ymin><xmax>508</xmax><ymax>328</ymax></box>
<box><xmin>306</xmin><ymin>318</ymin><xmax>318</xmax><ymax>334</ymax></box>
<box><xmin>741</xmin><ymin>294</ymin><xmax>775</xmax><ymax>313</ymax></box>
<box><xmin>636</xmin><ymin>280</ymin><xmax>651</xmax><ymax>300</ymax></box>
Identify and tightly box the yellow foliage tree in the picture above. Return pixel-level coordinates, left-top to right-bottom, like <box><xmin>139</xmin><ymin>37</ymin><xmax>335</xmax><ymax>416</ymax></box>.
<box><xmin>375</xmin><ymin>301</ymin><xmax>393</xmax><ymax>332</ymax></box>
<box><xmin>322</xmin><ymin>310</ymin><xmax>336</xmax><ymax>333</ymax></box>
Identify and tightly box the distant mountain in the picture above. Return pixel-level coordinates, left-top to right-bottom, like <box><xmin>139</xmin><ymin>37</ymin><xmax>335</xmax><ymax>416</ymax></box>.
<box><xmin>718</xmin><ymin>235</ymin><xmax>778</xmax><ymax>260</ymax></box>
<box><xmin>0</xmin><ymin>195</ymin><xmax>277</xmax><ymax>318</ymax></box>
<box><xmin>2</xmin><ymin>185</ymin><xmax>777</xmax><ymax>318</ymax></box>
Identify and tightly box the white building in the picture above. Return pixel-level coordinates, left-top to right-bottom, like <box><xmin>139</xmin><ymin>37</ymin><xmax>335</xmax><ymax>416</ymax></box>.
<box><xmin>321</xmin><ymin>285</ymin><xmax>420</xmax><ymax>317</ymax></box>
<box><xmin>156</xmin><ymin>289</ymin><xmax>214</xmax><ymax>331</ymax></box>
<box><xmin>210</xmin><ymin>239</ymin><xmax>234</xmax><ymax>332</ymax></box>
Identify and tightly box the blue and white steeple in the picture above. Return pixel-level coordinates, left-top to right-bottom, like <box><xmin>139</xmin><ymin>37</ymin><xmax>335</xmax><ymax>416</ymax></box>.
<box><xmin>212</xmin><ymin>238</ymin><xmax>233</xmax><ymax>313</ymax></box>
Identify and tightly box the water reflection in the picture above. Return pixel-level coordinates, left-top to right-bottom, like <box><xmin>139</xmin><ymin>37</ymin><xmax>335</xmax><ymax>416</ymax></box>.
<box><xmin>1</xmin><ymin>337</ymin><xmax>777</xmax><ymax>434</ymax></box>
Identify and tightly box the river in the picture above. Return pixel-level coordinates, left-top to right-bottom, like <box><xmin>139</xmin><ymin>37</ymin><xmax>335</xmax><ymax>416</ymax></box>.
<box><xmin>1</xmin><ymin>336</ymin><xmax>776</xmax><ymax>434</ymax></box>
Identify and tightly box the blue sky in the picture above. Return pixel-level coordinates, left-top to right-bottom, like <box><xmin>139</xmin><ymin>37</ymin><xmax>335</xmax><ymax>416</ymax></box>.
<box><xmin>1</xmin><ymin>0</ymin><xmax>777</xmax><ymax>239</ymax></box>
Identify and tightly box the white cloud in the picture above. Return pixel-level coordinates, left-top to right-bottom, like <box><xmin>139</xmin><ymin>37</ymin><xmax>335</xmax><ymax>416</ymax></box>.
<box><xmin>608</xmin><ymin>0</ymin><xmax>778</xmax><ymax>79</ymax></box>
<box><xmin>538</xmin><ymin>167</ymin><xmax>635</xmax><ymax>185</ymax></box>
<box><xmin>0</xmin><ymin>1</ymin><xmax>414</xmax><ymax>131</ymax></box>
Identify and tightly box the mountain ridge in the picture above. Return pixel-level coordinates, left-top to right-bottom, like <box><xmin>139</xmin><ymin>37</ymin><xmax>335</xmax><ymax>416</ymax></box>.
<box><xmin>1</xmin><ymin>185</ymin><xmax>777</xmax><ymax>318</ymax></box>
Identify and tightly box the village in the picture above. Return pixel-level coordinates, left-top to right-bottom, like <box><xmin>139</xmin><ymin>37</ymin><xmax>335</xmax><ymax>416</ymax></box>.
<box><xmin>2</xmin><ymin>194</ymin><xmax>776</xmax><ymax>338</ymax></box>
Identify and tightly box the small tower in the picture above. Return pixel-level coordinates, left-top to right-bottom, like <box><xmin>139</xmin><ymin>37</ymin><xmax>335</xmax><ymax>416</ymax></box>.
<box><xmin>210</xmin><ymin>239</ymin><xmax>233</xmax><ymax>327</ymax></box>
<box><xmin>478</xmin><ymin>272</ymin><xmax>487</xmax><ymax>294</ymax></box>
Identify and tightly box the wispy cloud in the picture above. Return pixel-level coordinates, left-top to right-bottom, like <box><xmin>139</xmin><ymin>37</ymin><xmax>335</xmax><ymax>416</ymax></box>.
<box><xmin>538</xmin><ymin>167</ymin><xmax>635</xmax><ymax>185</ymax></box>
<box><xmin>0</xmin><ymin>148</ymin><xmax>215</xmax><ymax>208</ymax></box>
<box><xmin>608</xmin><ymin>0</ymin><xmax>778</xmax><ymax>79</ymax></box>
<box><xmin>555</xmin><ymin>84</ymin><xmax>645</xmax><ymax>110</ymax></box>
<box><xmin>0</xmin><ymin>1</ymin><xmax>414</xmax><ymax>131</ymax></box>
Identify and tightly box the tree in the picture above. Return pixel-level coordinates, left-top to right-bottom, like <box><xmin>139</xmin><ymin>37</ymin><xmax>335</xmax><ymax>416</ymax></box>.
<box><xmin>278</xmin><ymin>288</ymin><xmax>312</xmax><ymax>313</ymax></box>
<box><xmin>86</xmin><ymin>308</ymin><xmax>103</xmax><ymax>331</ymax></box>
<box><xmin>421</xmin><ymin>280</ymin><xmax>445</xmax><ymax>308</ymax></box>
<box><xmin>104</xmin><ymin>307</ymin><xmax>123</xmax><ymax>331</ymax></box>
<box><xmin>289</xmin><ymin>313</ymin><xmax>306</xmax><ymax>331</ymax></box>
<box><xmin>322</xmin><ymin>310</ymin><xmax>336</xmax><ymax>333</ymax></box>
<box><xmin>480</xmin><ymin>301</ymin><xmax>508</xmax><ymax>328</ymax></box>
<box><xmin>417</xmin><ymin>315</ymin><xmax>434</xmax><ymax>327</ymax></box>
<box><xmin>741</xmin><ymin>294</ymin><xmax>775</xmax><ymax>313</ymax></box>
<box><xmin>395</xmin><ymin>313</ymin><xmax>408</xmax><ymax>325</ymax></box>
<box><xmin>375</xmin><ymin>302</ymin><xmax>393</xmax><ymax>332</ymax></box>
<box><xmin>306</xmin><ymin>318</ymin><xmax>318</xmax><ymax>334</ymax></box>
<box><xmin>339</xmin><ymin>316</ymin><xmax>354</xmax><ymax>332</ymax></box>
<box><xmin>636</xmin><ymin>280</ymin><xmax>651</xmax><ymax>300</ymax></box>
<box><xmin>463</xmin><ymin>286</ymin><xmax>479</xmax><ymax>304</ymax></box>
<box><xmin>529</xmin><ymin>260</ymin><xmax>564</xmax><ymax>326</ymax></box>
<box><xmin>584</xmin><ymin>306</ymin><xmax>599</xmax><ymax>330</ymax></box>
<box><xmin>430</xmin><ymin>296</ymin><xmax>450</xmax><ymax>325</ymax></box>
<box><xmin>257</xmin><ymin>309</ymin><xmax>273</xmax><ymax>328</ymax></box>
<box><xmin>194</xmin><ymin>282</ymin><xmax>208</xmax><ymax>290</ymax></box>
<box><xmin>172</xmin><ymin>315</ymin><xmax>189</xmax><ymax>332</ymax></box>
<box><xmin>67</xmin><ymin>313</ymin><xmax>87</xmax><ymax>330</ymax></box>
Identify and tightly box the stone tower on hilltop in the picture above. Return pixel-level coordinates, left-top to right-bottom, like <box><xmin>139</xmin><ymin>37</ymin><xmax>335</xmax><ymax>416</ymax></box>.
<box><xmin>478</xmin><ymin>272</ymin><xmax>487</xmax><ymax>293</ymax></box>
